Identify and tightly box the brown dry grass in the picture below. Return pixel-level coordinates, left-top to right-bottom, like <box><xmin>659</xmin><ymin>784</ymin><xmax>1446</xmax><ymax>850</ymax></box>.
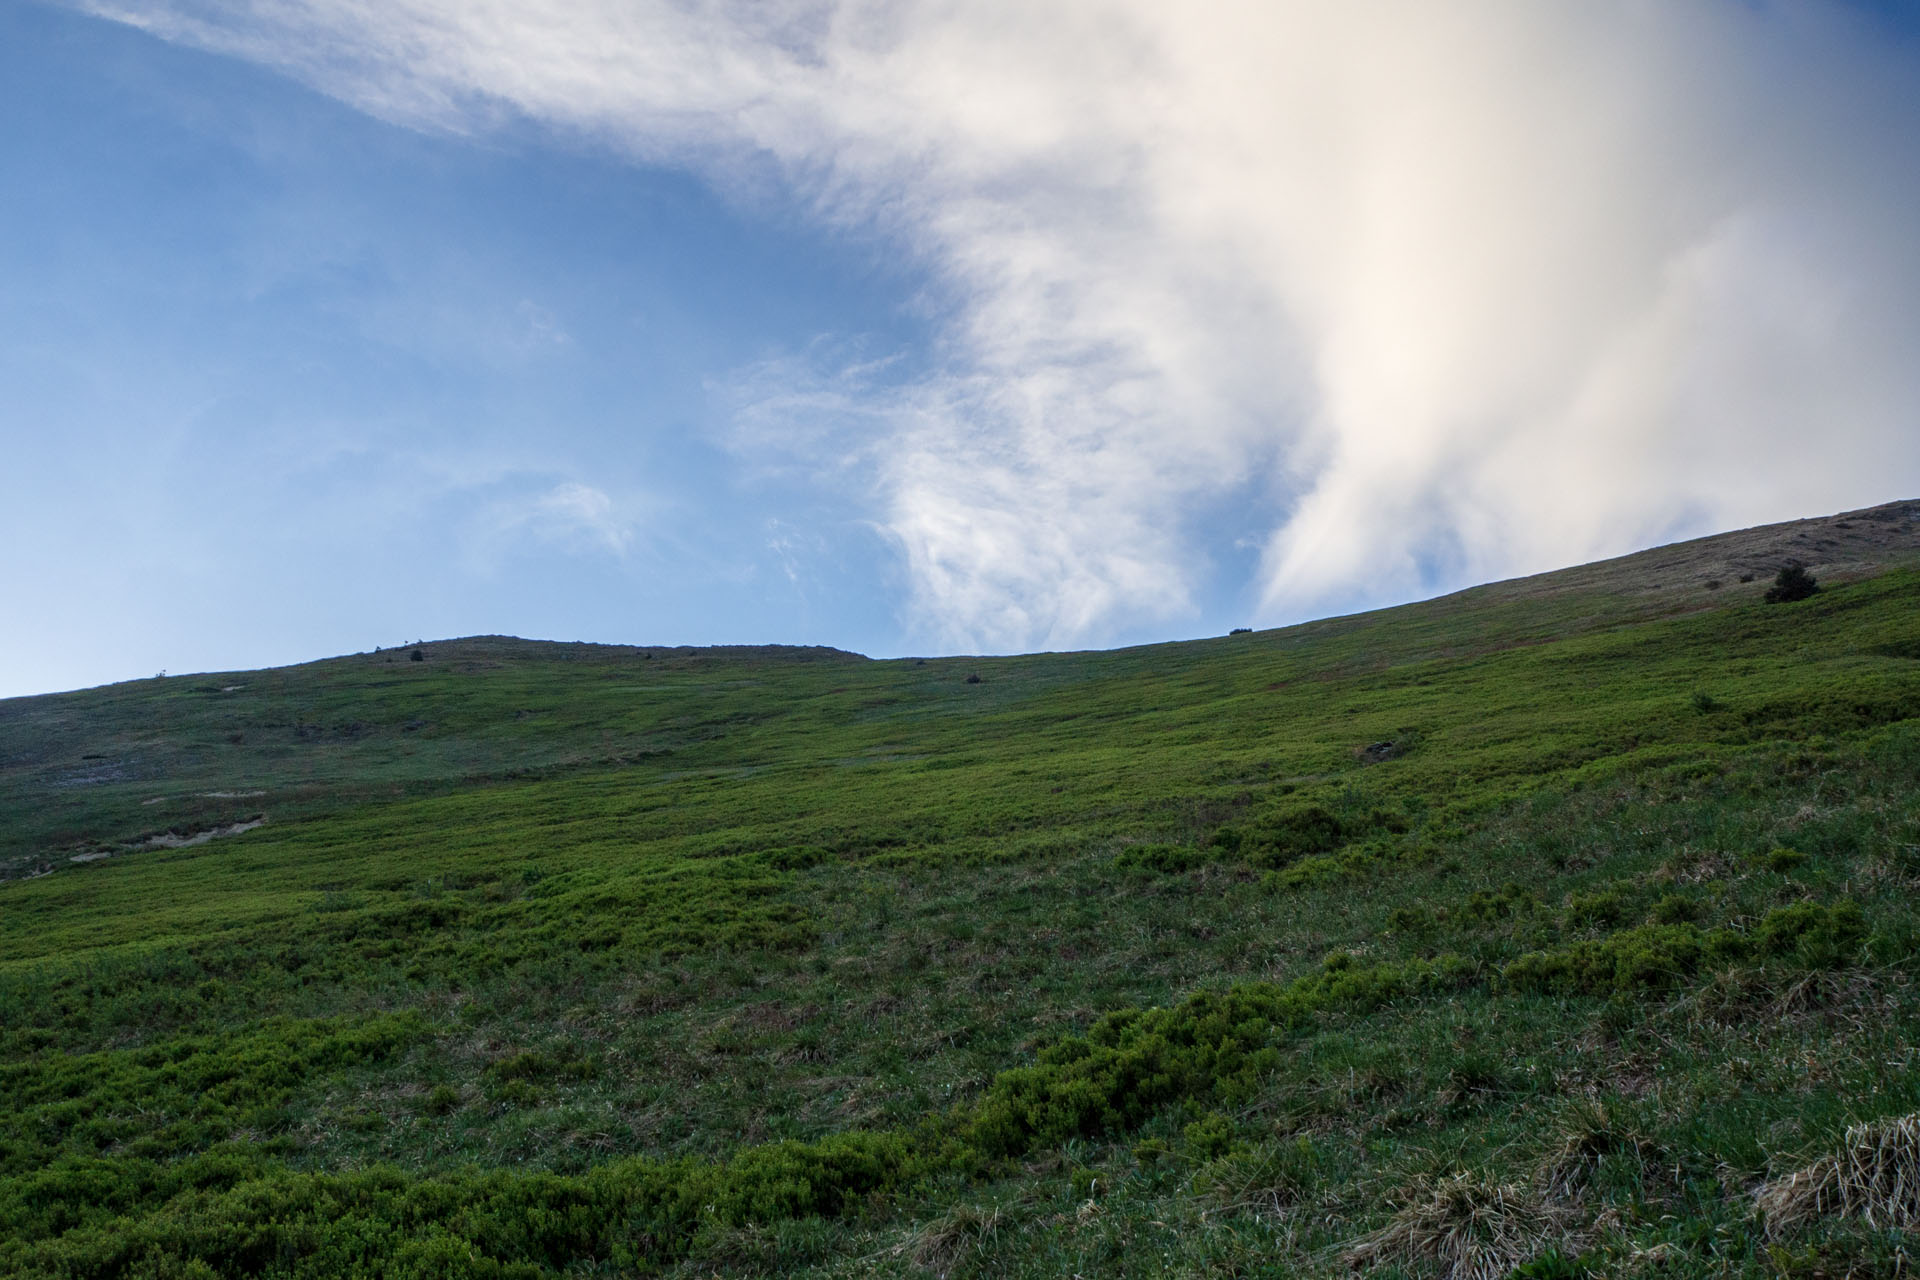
<box><xmin>1344</xmin><ymin>1172</ymin><xmax>1572</xmax><ymax>1280</ymax></box>
<box><xmin>1534</xmin><ymin>1101</ymin><xmax>1670</xmax><ymax>1201</ymax></box>
<box><xmin>1757</xmin><ymin>1113</ymin><xmax>1920</xmax><ymax>1237</ymax></box>
<box><xmin>894</xmin><ymin>1203</ymin><xmax>1003</xmax><ymax>1276</ymax></box>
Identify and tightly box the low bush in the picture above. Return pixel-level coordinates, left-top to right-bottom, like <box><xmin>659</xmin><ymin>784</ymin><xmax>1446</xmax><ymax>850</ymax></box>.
<box><xmin>1214</xmin><ymin>802</ymin><xmax>1345</xmax><ymax>868</ymax></box>
<box><xmin>0</xmin><ymin>1130</ymin><xmax>922</xmax><ymax>1280</ymax></box>
<box><xmin>1113</xmin><ymin>843</ymin><xmax>1209</xmax><ymax>874</ymax></box>
<box><xmin>1262</xmin><ymin>838</ymin><xmax>1391</xmax><ymax>891</ymax></box>
<box><xmin>1766</xmin><ymin>563</ymin><xmax>1820</xmax><ymax>604</ymax></box>
<box><xmin>1766</xmin><ymin>847</ymin><xmax>1810</xmax><ymax>874</ymax></box>
<box><xmin>1752</xmin><ymin>900</ymin><xmax>1867</xmax><ymax>967</ymax></box>
<box><xmin>1565</xmin><ymin>889</ymin><xmax>1627</xmax><ymax>928</ymax></box>
<box><xmin>1648</xmin><ymin>894</ymin><xmax>1703</xmax><ymax>925</ymax></box>
<box><xmin>964</xmin><ymin>953</ymin><xmax>1472</xmax><ymax>1158</ymax></box>
<box><xmin>1466</xmin><ymin>882</ymin><xmax>1539</xmax><ymax>923</ymax></box>
<box><xmin>1182</xmin><ymin>1111</ymin><xmax>1236</xmax><ymax>1161</ymax></box>
<box><xmin>1504</xmin><ymin>901</ymin><xmax>1868</xmax><ymax>995</ymax></box>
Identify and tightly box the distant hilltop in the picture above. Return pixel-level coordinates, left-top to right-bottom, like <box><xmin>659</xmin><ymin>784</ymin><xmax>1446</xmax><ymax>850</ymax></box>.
<box><xmin>1458</xmin><ymin>497</ymin><xmax>1920</xmax><ymax>606</ymax></box>
<box><xmin>374</xmin><ymin>500</ymin><xmax>1920</xmax><ymax>667</ymax></box>
<box><xmin>362</xmin><ymin>636</ymin><xmax>871</xmax><ymax>668</ymax></box>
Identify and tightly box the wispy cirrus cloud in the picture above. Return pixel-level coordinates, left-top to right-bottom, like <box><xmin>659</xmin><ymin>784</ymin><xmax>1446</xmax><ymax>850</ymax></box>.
<box><xmin>510</xmin><ymin>480</ymin><xmax>631</xmax><ymax>553</ymax></box>
<box><xmin>458</xmin><ymin>480</ymin><xmax>640</xmax><ymax>576</ymax></box>
<box><xmin>82</xmin><ymin>0</ymin><xmax>1920</xmax><ymax>649</ymax></box>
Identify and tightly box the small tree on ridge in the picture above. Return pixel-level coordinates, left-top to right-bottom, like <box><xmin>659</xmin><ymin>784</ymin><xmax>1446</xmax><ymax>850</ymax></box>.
<box><xmin>1765</xmin><ymin>562</ymin><xmax>1819</xmax><ymax>604</ymax></box>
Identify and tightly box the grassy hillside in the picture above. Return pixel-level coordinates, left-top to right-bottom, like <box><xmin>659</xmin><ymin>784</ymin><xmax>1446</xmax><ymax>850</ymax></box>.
<box><xmin>4</xmin><ymin>514</ymin><xmax>1920</xmax><ymax>1278</ymax></box>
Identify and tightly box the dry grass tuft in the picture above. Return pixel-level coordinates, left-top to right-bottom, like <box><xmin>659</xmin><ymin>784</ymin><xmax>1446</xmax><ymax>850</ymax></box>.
<box><xmin>1757</xmin><ymin>1113</ymin><xmax>1920</xmax><ymax>1237</ymax></box>
<box><xmin>1671</xmin><ymin>966</ymin><xmax>1892</xmax><ymax>1037</ymax></box>
<box><xmin>1765</xmin><ymin>970</ymin><xmax>1891</xmax><ymax>1024</ymax></box>
<box><xmin>1535</xmin><ymin>1101</ymin><xmax>1670</xmax><ymax>1200</ymax></box>
<box><xmin>1345</xmin><ymin>1172</ymin><xmax>1569</xmax><ymax>1280</ymax></box>
<box><xmin>900</xmin><ymin>1203</ymin><xmax>1002</xmax><ymax>1276</ymax></box>
<box><xmin>1200</xmin><ymin>1141</ymin><xmax>1320</xmax><ymax>1221</ymax></box>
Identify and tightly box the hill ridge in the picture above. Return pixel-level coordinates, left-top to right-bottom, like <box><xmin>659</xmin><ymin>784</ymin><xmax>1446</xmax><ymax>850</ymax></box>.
<box><xmin>3</xmin><ymin>498</ymin><xmax>1920</xmax><ymax>1277</ymax></box>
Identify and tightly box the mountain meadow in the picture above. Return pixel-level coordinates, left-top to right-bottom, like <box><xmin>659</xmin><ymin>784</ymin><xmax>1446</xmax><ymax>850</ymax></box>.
<box><xmin>4</xmin><ymin>502</ymin><xmax>1920</xmax><ymax>1279</ymax></box>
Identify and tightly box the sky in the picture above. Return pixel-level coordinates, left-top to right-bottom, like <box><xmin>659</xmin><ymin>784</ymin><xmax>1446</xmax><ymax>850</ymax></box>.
<box><xmin>4</xmin><ymin>1</ymin><xmax>1919</xmax><ymax>697</ymax></box>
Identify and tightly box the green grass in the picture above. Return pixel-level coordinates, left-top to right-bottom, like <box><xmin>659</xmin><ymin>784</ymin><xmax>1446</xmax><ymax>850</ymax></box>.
<box><xmin>2</xmin><ymin>565</ymin><xmax>1919</xmax><ymax>1276</ymax></box>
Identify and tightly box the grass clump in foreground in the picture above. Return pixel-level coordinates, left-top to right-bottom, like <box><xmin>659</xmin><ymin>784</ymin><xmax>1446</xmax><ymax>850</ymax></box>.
<box><xmin>1343</xmin><ymin>1172</ymin><xmax>1573</xmax><ymax>1280</ymax></box>
<box><xmin>1757</xmin><ymin>1113</ymin><xmax>1920</xmax><ymax>1236</ymax></box>
<box><xmin>0</xmin><ymin>561</ymin><xmax>1919</xmax><ymax>1274</ymax></box>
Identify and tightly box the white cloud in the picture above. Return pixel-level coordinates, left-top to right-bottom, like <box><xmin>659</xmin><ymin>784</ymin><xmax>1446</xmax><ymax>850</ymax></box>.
<box><xmin>85</xmin><ymin>0</ymin><xmax>1920</xmax><ymax>647</ymax></box>
<box><xmin>476</xmin><ymin>480</ymin><xmax>636</xmax><ymax>565</ymax></box>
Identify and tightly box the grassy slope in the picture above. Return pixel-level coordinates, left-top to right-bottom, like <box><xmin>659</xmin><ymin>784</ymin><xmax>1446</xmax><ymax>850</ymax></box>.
<box><xmin>1</xmin><ymin>550</ymin><xmax>1919</xmax><ymax>1276</ymax></box>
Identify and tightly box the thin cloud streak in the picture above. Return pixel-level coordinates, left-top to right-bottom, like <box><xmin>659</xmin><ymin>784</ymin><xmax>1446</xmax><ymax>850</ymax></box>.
<box><xmin>82</xmin><ymin>0</ymin><xmax>1920</xmax><ymax>649</ymax></box>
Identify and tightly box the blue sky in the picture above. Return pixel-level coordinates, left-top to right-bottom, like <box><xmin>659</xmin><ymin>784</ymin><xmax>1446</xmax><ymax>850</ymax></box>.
<box><xmin>5</xmin><ymin>1</ymin><xmax>1919</xmax><ymax>697</ymax></box>
<box><xmin>2</xmin><ymin>3</ymin><xmax>937</xmax><ymax>695</ymax></box>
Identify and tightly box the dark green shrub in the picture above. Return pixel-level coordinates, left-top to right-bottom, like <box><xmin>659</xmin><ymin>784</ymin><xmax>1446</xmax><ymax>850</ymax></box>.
<box><xmin>1387</xmin><ymin>905</ymin><xmax>1434</xmax><ymax>934</ymax></box>
<box><xmin>963</xmin><ymin>956</ymin><xmax>1470</xmax><ymax>1158</ymax></box>
<box><xmin>1566</xmin><ymin>890</ymin><xmax>1626</xmax><ymax>928</ymax></box>
<box><xmin>1296</xmin><ymin>952</ymin><xmax>1475</xmax><ymax>1012</ymax></box>
<box><xmin>758</xmin><ymin>845</ymin><xmax>830</xmax><ymax>871</ymax></box>
<box><xmin>1242</xmin><ymin>804</ymin><xmax>1344</xmax><ymax>867</ymax></box>
<box><xmin>1766</xmin><ymin>847</ymin><xmax>1809</xmax><ymax>874</ymax></box>
<box><xmin>1183</xmin><ymin>1112</ymin><xmax>1235</xmax><ymax>1161</ymax></box>
<box><xmin>1505</xmin><ymin>900</ymin><xmax>1869</xmax><ymax>995</ymax></box>
<box><xmin>1504</xmin><ymin>924</ymin><xmax>1736</xmax><ymax>995</ymax></box>
<box><xmin>704</xmin><ymin>1131</ymin><xmax>915</xmax><ymax>1224</ymax></box>
<box><xmin>1765</xmin><ymin>562</ymin><xmax>1819</xmax><ymax>604</ymax></box>
<box><xmin>1466</xmin><ymin>881</ymin><xmax>1537</xmax><ymax>922</ymax></box>
<box><xmin>1207</xmin><ymin>825</ymin><xmax>1246</xmax><ymax>855</ymax></box>
<box><xmin>1114</xmin><ymin>843</ymin><xmax>1208</xmax><ymax>874</ymax></box>
<box><xmin>485</xmin><ymin>1047</ymin><xmax>597</xmax><ymax>1089</ymax></box>
<box><xmin>1263</xmin><ymin>839</ymin><xmax>1393</xmax><ymax>892</ymax></box>
<box><xmin>1751</xmin><ymin>900</ymin><xmax>1866</xmax><ymax>967</ymax></box>
<box><xmin>1649</xmin><ymin>894</ymin><xmax>1702</xmax><ymax>925</ymax></box>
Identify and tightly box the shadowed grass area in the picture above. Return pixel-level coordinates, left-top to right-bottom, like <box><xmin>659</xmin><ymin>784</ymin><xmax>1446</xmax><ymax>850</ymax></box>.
<box><xmin>1</xmin><ymin>554</ymin><xmax>1918</xmax><ymax>1276</ymax></box>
